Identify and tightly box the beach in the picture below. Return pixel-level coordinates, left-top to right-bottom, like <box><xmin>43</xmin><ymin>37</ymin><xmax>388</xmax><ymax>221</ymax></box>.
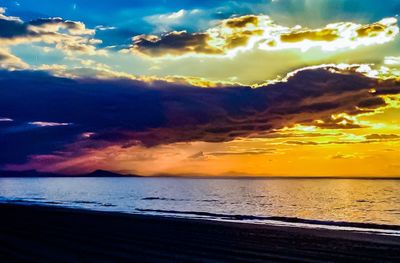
<box><xmin>0</xmin><ymin>204</ymin><xmax>399</xmax><ymax>263</ymax></box>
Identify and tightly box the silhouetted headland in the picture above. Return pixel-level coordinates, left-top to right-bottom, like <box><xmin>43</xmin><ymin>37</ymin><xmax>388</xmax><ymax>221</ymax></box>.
<box><xmin>0</xmin><ymin>169</ymin><xmax>141</xmax><ymax>177</ymax></box>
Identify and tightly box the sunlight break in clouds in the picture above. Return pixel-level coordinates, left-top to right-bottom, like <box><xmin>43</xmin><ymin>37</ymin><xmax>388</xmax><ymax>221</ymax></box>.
<box><xmin>3</xmin><ymin>64</ymin><xmax>400</xmax><ymax>176</ymax></box>
<box><xmin>127</xmin><ymin>15</ymin><xmax>399</xmax><ymax>58</ymax></box>
<box><xmin>1</xmin><ymin>1</ymin><xmax>400</xmax><ymax>177</ymax></box>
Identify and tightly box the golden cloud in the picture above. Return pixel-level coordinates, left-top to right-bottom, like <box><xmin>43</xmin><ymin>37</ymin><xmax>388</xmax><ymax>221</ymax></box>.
<box><xmin>36</xmin><ymin>60</ymin><xmax>239</xmax><ymax>88</ymax></box>
<box><xmin>130</xmin><ymin>31</ymin><xmax>221</xmax><ymax>57</ymax></box>
<box><xmin>280</xmin><ymin>28</ymin><xmax>339</xmax><ymax>43</ymax></box>
<box><xmin>356</xmin><ymin>22</ymin><xmax>387</xmax><ymax>37</ymax></box>
<box><xmin>224</xmin><ymin>15</ymin><xmax>259</xmax><ymax>28</ymax></box>
<box><xmin>126</xmin><ymin>15</ymin><xmax>399</xmax><ymax>58</ymax></box>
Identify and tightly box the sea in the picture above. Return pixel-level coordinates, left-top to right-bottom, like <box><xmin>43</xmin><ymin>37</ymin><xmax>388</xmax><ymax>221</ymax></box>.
<box><xmin>0</xmin><ymin>177</ymin><xmax>399</xmax><ymax>235</ymax></box>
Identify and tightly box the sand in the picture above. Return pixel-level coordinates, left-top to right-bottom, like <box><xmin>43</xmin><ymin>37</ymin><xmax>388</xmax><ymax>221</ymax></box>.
<box><xmin>0</xmin><ymin>203</ymin><xmax>399</xmax><ymax>262</ymax></box>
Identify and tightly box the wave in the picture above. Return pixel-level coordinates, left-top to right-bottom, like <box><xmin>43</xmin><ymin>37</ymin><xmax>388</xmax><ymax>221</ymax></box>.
<box><xmin>136</xmin><ymin>208</ymin><xmax>400</xmax><ymax>231</ymax></box>
<box><xmin>141</xmin><ymin>197</ymin><xmax>189</xmax><ymax>201</ymax></box>
<box><xmin>71</xmin><ymin>200</ymin><xmax>117</xmax><ymax>207</ymax></box>
<box><xmin>0</xmin><ymin>198</ymin><xmax>116</xmax><ymax>208</ymax></box>
<box><xmin>2</xmin><ymin>198</ymin><xmax>399</xmax><ymax>232</ymax></box>
<box><xmin>141</xmin><ymin>197</ymin><xmax>218</xmax><ymax>203</ymax></box>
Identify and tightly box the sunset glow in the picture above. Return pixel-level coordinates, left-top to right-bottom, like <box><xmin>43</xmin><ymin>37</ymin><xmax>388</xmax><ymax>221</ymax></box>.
<box><xmin>1</xmin><ymin>0</ymin><xmax>400</xmax><ymax>177</ymax></box>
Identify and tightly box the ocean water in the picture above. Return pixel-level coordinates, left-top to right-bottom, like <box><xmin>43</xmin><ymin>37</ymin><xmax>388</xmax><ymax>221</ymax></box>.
<box><xmin>0</xmin><ymin>177</ymin><xmax>399</xmax><ymax>233</ymax></box>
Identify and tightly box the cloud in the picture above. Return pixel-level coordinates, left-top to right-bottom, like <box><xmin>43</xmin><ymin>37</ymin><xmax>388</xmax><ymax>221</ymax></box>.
<box><xmin>126</xmin><ymin>15</ymin><xmax>399</xmax><ymax>57</ymax></box>
<box><xmin>144</xmin><ymin>9</ymin><xmax>204</xmax><ymax>33</ymax></box>
<box><xmin>36</xmin><ymin>60</ymin><xmax>238</xmax><ymax>88</ymax></box>
<box><xmin>279</xmin><ymin>28</ymin><xmax>338</xmax><ymax>43</ymax></box>
<box><xmin>330</xmin><ymin>154</ymin><xmax>357</xmax><ymax>159</ymax></box>
<box><xmin>0</xmin><ymin>7</ymin><xmax>104</xmax><ymax>66</ymax></box>
<box><xmin>188</xmin><ymin>147</ymin><xmax>275</xmax><ymax>160</ymax></box>
<box><xmin>29</xmin><ymin>121</ymin><xmax>72</xmax><ymax>127</ymax></box>
<box><xmin>0</xmin><ymin>7</ymin><xmax>21</xmax><ymax>22</ymax></box>
<box><xmin>129</xmin><ymin>31</ymin><xmax>221</xmax><ymax>57</ymax></box>
<box><xmin>385</xmin><ymin>56</ymin><xmax>400</xmax><ymax>65</ymax></box>
<box><xmin>27</xmin><ymin>17</ymin><xmax>95</xmax><ymax>36</ymax></box>
<box><xmin>285</xmin><ymin>141</ymin><xmax>319</xmax><ymax>146</ymax></box>
<box><xmin>365</xmin><ymin>134</ymin><xmax>400</xmax><ymax>140</ymax></box>
<box><xmin>201</xmin><ymin>148</ymin><xmax>275</xmax><ymax>157</ymax></box>
<box><xmin>0</xmin><ymin>47</ymin><xmax>28</xmax><ymax>69</ymax></box>
<box><xmin>95</xmin><ymin>25</ymin><xmax>117</xmax><ymax>31</ymax></box>
<box><xmin>1</xmin><ymin>64</ymin><xmax>400</xmax><ymax>169</ymax></box>
<box><xmin>312</xmin><ymin>116</ymin><xmax>364</xmax><ymax>129</ymax></box>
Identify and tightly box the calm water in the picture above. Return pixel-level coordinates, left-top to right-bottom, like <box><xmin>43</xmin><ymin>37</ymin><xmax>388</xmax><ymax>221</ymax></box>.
<box><xmin>0</xmin><ymin>177</ymin><xmax>399</xmax><ymax>230</ymax></box>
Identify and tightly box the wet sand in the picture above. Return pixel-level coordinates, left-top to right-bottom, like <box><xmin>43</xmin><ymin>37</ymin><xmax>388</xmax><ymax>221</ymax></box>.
<box><xmin>0</xmin><ymin>203</ymin><xmax>399</xmax><ymax>263</ymax></box>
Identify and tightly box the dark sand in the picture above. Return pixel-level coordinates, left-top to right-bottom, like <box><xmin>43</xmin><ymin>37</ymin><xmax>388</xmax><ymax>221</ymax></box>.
<box><xmin>0</xmin><ymin>204</ymin><xmax>399</xmax><ymax>263</ymax></box>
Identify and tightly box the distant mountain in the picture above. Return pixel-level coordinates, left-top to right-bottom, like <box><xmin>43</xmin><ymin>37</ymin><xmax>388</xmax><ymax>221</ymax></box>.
<box><xmin>0</xmin><ymin>169</ymin><xmax>141</xmax><ymax>177</ymax></box>
<box><xmin>83</xmin><ymin>170</ymin><xmax>141</xmax><ymax>177</ymax></box>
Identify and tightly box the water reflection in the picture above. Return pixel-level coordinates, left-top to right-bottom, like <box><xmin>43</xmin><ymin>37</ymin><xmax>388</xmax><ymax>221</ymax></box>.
<box><xmin>0</xmin><ymin>178</ymin><xmax>399</xmax><ymax>225</ymax></box>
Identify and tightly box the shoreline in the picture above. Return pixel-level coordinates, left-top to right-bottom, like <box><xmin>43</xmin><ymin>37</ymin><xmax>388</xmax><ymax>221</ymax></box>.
<box><xmin>3</xmin><ymin>199</ymin><xmax>400</xmax><ymax>232</ymax></box>
<box><xmin>0</xmin><ymin>203</ymin><xmax>399</xmax><ymax>262</ymax></box>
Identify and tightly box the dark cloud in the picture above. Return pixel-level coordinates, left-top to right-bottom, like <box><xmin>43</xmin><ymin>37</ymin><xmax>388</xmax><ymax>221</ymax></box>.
<box><xmin>285</xmin><ymin>141</ymin><xmax>319</xmax><ymax>146</ymax></box>
<box><xmin>0</xmin><ymin>16</ymin><xmax>92</xmax><ymax>40</ymax></box>
<box><xmin>0</xmin><ymin>17</ymin><xmax>26</xmax><ymax>38</ymax></box>
<box><xmin>313</xmin><ymin>117</ymin><xmax>364</xmax><ymax>129</ymax></box>
<box><xmin>0</xmin><ymin>66</ymin><xmax>399</xmax><ymax>165</ymax></box>
<box><xmin>131</xmin><ymin>31</ymin><xmax>221</xmax><ymax>56</ymax></box>
<box><xmin>365</xmin><ymin>134</ymin><xmax>400</xmax><ymax>140</ymax></box>
<box><xmin>357</xmin><ymin>97</ymin><xmax>386</xmax><ymax>108</ymax></box>
<box><xmin>29</xmin><ymin>18</ymin><xmax>85</xmax><ymax>30</ymax></box>
<box><xmin>0</xmin><ymin>120</ymin><xmax>80</xmax><ymax>164</ymax></box>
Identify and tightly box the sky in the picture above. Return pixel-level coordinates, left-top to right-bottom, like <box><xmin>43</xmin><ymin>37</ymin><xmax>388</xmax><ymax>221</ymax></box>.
<box><xmin>1</xmin><ymin>0</ymin><xmax>400</xmax><ymax>176</ymax></box>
